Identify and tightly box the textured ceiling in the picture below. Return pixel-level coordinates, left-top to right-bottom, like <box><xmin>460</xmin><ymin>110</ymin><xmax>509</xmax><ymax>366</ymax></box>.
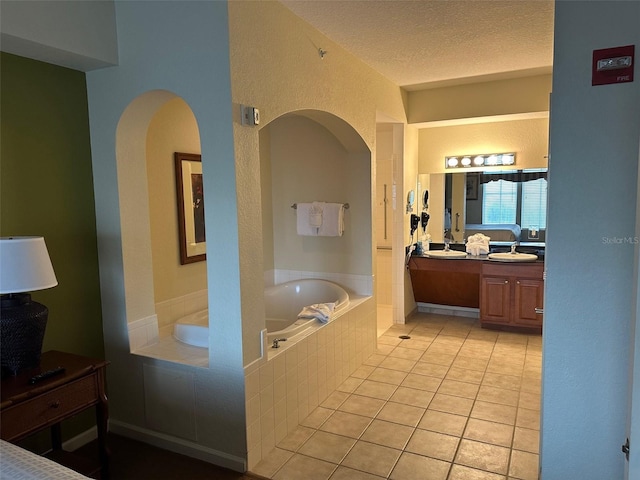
<box><xmin>280</xmin><ymin>0</ymin><xmax>555</xmax><ymax>90</ymax></box>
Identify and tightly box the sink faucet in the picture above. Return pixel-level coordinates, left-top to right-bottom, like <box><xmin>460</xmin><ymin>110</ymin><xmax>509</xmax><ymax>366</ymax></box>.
<box><xmin>272</xmin><ymin>338</ymin><xmax>287</xmax><ymax>348</ymax></box>
<box><xmin>511</xmin><ymin>243</ymin><xmax>517</xmax><ymax>254</ymax></box>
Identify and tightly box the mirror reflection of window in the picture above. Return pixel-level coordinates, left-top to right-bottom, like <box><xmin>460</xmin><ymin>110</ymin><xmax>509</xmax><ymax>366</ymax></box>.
<box><xmin>481</xmin><ymin>169</ymin><xmax>547</xmax><ymax>227</ymax></box>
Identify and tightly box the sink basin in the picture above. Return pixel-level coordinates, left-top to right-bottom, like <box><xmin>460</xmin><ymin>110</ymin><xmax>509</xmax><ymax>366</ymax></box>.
<box><xmin>488</xmin><ymin>252</ymin><xmax>538</xmax><ymax>262</ymax></box>
<box><xmin>425</xmin><ymin>250</ymin><xmax>468</xmax><ymax>259</ymax></box>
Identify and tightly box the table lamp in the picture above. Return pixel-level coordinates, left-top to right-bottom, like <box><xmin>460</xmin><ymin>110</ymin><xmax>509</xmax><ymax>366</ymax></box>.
<box><xmin>0</xmin><ymin>236</ymin><xmax>58</xmax><ymax>376</ymax></box>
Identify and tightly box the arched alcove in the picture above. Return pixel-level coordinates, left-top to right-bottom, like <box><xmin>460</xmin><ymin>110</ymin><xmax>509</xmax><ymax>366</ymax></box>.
<box><xmin>115</xmin><ymin>90</ymin><xmax>207</xmax><ymax>363</ymax></box>
<box><xmin>259</xmin><ymin>109</ymin><xmax>372</xmax><ymax>291</ymax></box>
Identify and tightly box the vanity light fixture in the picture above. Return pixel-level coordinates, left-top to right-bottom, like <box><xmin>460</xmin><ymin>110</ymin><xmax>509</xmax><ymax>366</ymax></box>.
<box><xmin>445</xmin><ymin>152</ymin><xmax>516</xmax><ymax>169</ymax></box>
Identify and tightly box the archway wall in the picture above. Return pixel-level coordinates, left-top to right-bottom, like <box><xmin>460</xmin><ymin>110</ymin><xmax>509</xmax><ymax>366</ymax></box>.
<box><xmin>228</xmin><ymin>1</ymin><xmax>409</xmax><ymax>365</ymax></box>
<box><xmin>86</xmin><ymin>1</ymin><xmax>247</xmax><ymax>467</ymax></box>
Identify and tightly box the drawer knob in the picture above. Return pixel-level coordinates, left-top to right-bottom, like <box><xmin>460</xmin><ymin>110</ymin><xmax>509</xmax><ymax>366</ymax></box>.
<box><xmin>49</xmin><ymin>401</ymin><xmax>60</xmax><ymax>409</ymax></box>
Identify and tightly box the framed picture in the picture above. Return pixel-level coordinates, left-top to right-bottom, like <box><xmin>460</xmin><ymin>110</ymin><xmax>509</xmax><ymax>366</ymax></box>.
<box><xmin>466</xmin><ymin>173</ymin><xmax>479</xmax><ymax>200</ymax></box>
<box><xmin>175</xmin><ymin>152</ymin><xmax>206</xmax><ymax>264</ymax></box>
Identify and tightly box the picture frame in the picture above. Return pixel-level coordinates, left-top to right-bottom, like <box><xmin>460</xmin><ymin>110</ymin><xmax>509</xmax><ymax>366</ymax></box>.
<box><xmin>466</xmin><ymin>173</ymin><xmax>479</xmax><ymax>200</ymax></box>
<box><xmin>174</xmin><ymin>152</ymin><xmax>206</xmax><ymax>264</ymax></box>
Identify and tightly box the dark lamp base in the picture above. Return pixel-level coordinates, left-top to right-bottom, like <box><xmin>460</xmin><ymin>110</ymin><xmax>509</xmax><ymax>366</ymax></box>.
<box><xmin>0</xmin><ymin>294</ymin><xmax>48</xmax><ymax>376</ymax></box>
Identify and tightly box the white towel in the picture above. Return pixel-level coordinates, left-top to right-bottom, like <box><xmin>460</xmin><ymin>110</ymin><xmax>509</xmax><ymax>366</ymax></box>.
<box><xmin>466</xmin><ymin>233</ymin><xmax>491</xmax><ymax>256</ymax></box>
<box><xmin>297</xmin><ymin>302</ymin><xmax>336</xmax><ymax>324</ymax></box>
<box><xmin>318</xmin><ymin>203</ymin><xmax>345</xmax><ymax>237</ymax></box>
<box><xmin>296</xmin><ymin>203</ymin><xmax>318</xmax><ymax>236</ymax></box>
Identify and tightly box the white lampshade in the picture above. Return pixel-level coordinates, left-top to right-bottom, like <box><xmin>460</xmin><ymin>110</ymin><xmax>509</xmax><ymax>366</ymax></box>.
<box><xmin>0</xmin><ymin>236</ymin><xmax>58</xmax><ymax>294</ymax></box>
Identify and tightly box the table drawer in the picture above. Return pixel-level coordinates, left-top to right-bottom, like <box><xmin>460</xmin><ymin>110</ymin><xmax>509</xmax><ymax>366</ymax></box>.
<box><xmin>0</xmin><ymin>375</ymin><xmax>98</xmax><ymax>441</ymax></box>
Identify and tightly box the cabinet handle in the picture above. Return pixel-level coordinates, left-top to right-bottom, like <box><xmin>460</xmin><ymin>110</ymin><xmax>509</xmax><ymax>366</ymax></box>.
<box><xmin>516</xmin><ymin>280</ymin><xmax>520</xmax><ymax>284</ymax></box>
<box><xmin>535</xmin><ymin>308</ymin><xmax>544</xmax><ymax>315</ymax></box>
<box><xmin>504</xmin><ymin>280</ymin><xmax>509</xmax><ymax>284</ymax></box>
<box><xmin>49</xmin><ymin>400</ymin><xmax>60</xmax><ymax>409</ymax></box>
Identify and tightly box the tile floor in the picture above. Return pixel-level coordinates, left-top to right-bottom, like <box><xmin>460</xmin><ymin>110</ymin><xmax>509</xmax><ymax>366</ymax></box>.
<box><xmin>251</xmin><ymin>312</ymin><xmax>541</xmax><ymax>480</ymax></box>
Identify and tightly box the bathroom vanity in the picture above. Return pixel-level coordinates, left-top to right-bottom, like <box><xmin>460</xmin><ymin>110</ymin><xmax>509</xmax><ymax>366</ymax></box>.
<box><xmin>408</xmin><ymin>254</ymin><xmax>544</xmax><ymax>332</ymax></box>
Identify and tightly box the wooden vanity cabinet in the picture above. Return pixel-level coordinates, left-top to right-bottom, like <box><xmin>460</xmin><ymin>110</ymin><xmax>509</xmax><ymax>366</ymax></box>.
<box><xmin>480</xmin><ymin>262</ymin><xmax>544</xmax><ymax>331</ymax></box>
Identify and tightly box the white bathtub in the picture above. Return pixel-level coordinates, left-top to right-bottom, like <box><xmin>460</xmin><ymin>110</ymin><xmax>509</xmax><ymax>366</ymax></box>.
<box><xmin>173</xmin><ymin>279</ymin><xmax>350</xmax><ymax>348</ymax></box>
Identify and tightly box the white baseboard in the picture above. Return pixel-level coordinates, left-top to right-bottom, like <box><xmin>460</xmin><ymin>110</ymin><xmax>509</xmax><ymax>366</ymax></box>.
<box><xmin>417</xmin><ymin>302</ymin><xmax>479</xmax><ymax>318</ymax></box>
<box><xmin>62</xmin><ymin>426</ymin><xmax>98</xmax><ymax>451</ymax></box>
<box><xmin>109</xmin><ymin>419</ymin><xmax>246</xmax><ymax>473</ymax></box>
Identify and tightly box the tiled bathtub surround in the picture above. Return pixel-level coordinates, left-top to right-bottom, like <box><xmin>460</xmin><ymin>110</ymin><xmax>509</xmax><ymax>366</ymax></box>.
<box><xmin>245</xmin><ymin>297</ymin><xmax>377</xmax><ymax>470</ymax></box>
<box><xmin>251</xmin><ymin>312</ymin><xmax>541</xmax><ymax>480</ymax></box>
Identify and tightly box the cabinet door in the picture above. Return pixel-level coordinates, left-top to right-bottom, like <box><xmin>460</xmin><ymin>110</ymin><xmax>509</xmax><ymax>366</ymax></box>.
<box><xmin>514</xmin><ymin>278</ymin><xmax>544</xmax><ymax>327</ymax></box>
<box><xmin>481</xmin><ymin>276</ymin><xmax>511</xmax><ymax>324</ymax></box>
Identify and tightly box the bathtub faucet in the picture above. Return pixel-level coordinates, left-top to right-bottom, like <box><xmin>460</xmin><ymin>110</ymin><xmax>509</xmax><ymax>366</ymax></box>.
<box><xmin>272</xmin><ymin>338</ymin><xmax>287</xmax><ymax>348</ymax></box>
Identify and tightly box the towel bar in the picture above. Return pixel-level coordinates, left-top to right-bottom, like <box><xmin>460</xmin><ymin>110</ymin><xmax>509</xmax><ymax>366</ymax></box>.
<box><xmin>291</xmin><ymin>203</ymin><xmax>349</xmax><ymax>210</ymax></box>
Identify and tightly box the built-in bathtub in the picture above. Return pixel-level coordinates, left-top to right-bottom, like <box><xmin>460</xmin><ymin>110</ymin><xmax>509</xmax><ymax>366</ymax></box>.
<box><xmin>173</xmin><ymin>279</ymin><xmax>350</xmax><ymax>348</ymax></box>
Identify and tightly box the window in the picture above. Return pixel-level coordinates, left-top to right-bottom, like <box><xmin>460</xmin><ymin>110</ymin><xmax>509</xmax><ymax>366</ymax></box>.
<box><xmin>482</xmin><ymin>179</ymin><xmax>517</xmax><ymax>224</ymax></box>
<box><xmin>521</xmin><ymin>178</ymin><xmax>547</xmax><ymax>229</ymax></box>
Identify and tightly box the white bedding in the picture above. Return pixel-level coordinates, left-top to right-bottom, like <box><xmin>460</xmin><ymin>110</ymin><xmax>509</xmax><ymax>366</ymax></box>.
<box><xmin>0</xmin><ymin>440</ymin><xmax>90</xmax><ymax>479</ymax></box>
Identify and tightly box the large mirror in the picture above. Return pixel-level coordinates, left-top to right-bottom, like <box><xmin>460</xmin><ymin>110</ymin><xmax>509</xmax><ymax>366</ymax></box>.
<box><xmin>443</xmin><ymin>169</ymin><xmax>547</xmax><ymax>244</ymax></box>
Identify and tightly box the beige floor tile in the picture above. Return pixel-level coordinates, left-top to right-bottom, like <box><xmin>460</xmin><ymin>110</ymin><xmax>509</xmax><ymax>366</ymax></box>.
<box><xmin>320</xmin><ymin>411</ymin><xmax>372</xmax><ymax>438</ymax></box>
<box><xmin>486</xmin><ymin>362</ymin><xmax>524</xmax><ymax>377</ymax></box>
<box><xmin>418</xmin><ymin>409</ymin><xmax>468</xmax><ymax>436</ymax></box>
<box><xmin>278</xmin><ymin>425</ymin><xmax>316</xmax><ymax>451</ymax></box>
<box><xmin>351</xmin><ymin>364</ymin><xmax>376</xmax><ymax>379</ymax></box>
<box><xmin>329</xmin><ymin>466</ymin><xmax>386</xmax><ymax>480</ymax></box>
<box><xmin>471</xmin><ymin>401</ymin><xmax>517</xmax><ymax>425</ymax></box>
<box><xmin>400</xmin><ymin>373</ymin><xmax>442</xmax><ymax>392</ymax></box>
<box><xmin>379</xmin><ymin>356</ymin><xmax>417</xmax><ymax>372</ymax></box>
<box><xmin>341</xmin><ymin>441</ymin><xmax>402</xmax><ymax>478</ymax></box>
<box><xmin>272</xmin><ymin>453</ymin><xmax>336</xmax><ymax>480</ymax></box>
<box><xmin>376</xmin><ymin>343</ymin><xmax>396</xmax><ymax>355</ymax></box>
<box><xmin>419</xmin><ymin>352</ymin><xmax>456</xmax><ymax>366</ymax></box>
<box><xmin>426</xmin><ymin>343</ymin><xmax>461</xmax><ymax>356</ymax></box>
<box><xmin>448</xmin><ymin>464</ymin><xmax>506</xmax><ymax>480</ymax></box>
<box><xmin>390</xmin><ymin>452</ymin><xmax>450</xmax><ymax>480</ymax></box>
<box><xmin>251</xmin><ymin>447</ymin><xmax>294</xmax><ymax>478</ymax></box>
<box><xmin>336</xmin><ymin>376</ymin><xmax>364</xmax><ymax>393</ymax></box>
<box><xmin>389</xmin><ymin>346</ymin><xmax>425</xmax><ymax>361</ymax></box>
<box><xmin>516</xmin><ymin>408</ymin><xmax>540</xmax><ymax>431</ymax></box>
<box><xmin>298</xmin><ymin>431</ymin><xmax>356</xmax><ymax>464</ymax></box>
<box><xmin>437</xmin><ymin>379</ymin><xmax>480</xmax><ymax>399</ymax></box>
<box><xmin>445</xmin><ymin>367</ymin><xmax>485</xmax><ymax>384</ymax></box>
<box><xmin>463</xmin><ymin>418</ymin><xmax>514</xmax><ymax>447</ymax></box>
<box><xmin>302</xmin><ymin>406</ymin><xmax>334</xmax><ymax>429</ymax></box>
<box><xmin>482</xmin><ymin>372</ymin><xmax>522</xmax><ymax>391</ymax></box>
<box><xmin>428</xmin><ymin>393</ymin><xmax>474</xmax><ymax>416</ymax></box>
<box><xmin>405</xmin><ymin>429</ymin><xmax>459</xmax><ymax>462</ymax></box>
<box><xmin>399</xmin><ymin>339</ymin><xmax>432</xmax><ymax>351</ymax></box>
<box><xmin>378</xmin><ymin>335</ymin><xmax>403</xmax><ymax>346</ymax></box>
<box><xmin>367</xmin><ymin>367</ymin><xmax>408</xmax><ymax>385</ymax></box>
<box><xmin>388</xmin><ymin>386</ymin><xmax>435</xmax><ymax>409</ymax></box>
<box><xmin>477</xmin><ymin>385</ymin><xmax>520</xmax><ymax>407</ymax></box>
<box><xmin>364</xmin><ymin>353</ymin><xmax>387</xmax><ymax>367</ymax></box>
<box><xmin>518</xmin><ymin>391</ymin><xmax>541</xmax><ymax>411</ymax></box>
<box><xmin>513</xmin><ymin>427</ymin><xmax>540</xmax><ymax>454</ymax></box>
<box><xmin>337</xmin><ymin>394</ymin><xmax>386</xmax><ymax>417</ymax></box>
<box><xmin>321</xmin><ymin>390</ymin><xmax>350</xmax><ymax>410</ymax></box>
<box><xmin>361</xmin><ymin>419</ymin><xmax>414</xmax><ymax>450</ymax></box>
<box><xmin>411</xmin><ymin>361</ymin><xmax>449</xmax><ymax>379</ymax></box>
<box><xmin>376</xmin><ymin>401</ymin><xmax>426</xmax><ymax>427</ymax></box>
<box><xmin>508</xmin><ymin>450</ymin><xmax>540</xmax><ymax>480</ymax></box>
<box><xmin>455</xmin><ymin>439</ymin><xmax>510</xmax><ymax>475</ymax></box>
<box><xmin>452</xmin><ymin>355</ymin><xmax>489</xmax><ymax>372</ymax></box>
<box><xmin>353</xmin><ymin>379</ymin><xmax>398</xmax><ymax>401</ymax></box>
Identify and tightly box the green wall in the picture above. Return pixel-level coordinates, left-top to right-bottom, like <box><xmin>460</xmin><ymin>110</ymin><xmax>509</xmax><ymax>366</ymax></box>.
<box><xmin>1</xmin><ymin>53</ymin><xmax>104</xmax><ymax>361</ymax></box>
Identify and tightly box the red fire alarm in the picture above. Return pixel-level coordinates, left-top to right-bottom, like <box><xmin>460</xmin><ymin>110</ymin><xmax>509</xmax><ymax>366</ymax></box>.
<box><xmin>592</xmin><ymin>45</ymin><xmax>635</xmax><ymax>86</ymax></box>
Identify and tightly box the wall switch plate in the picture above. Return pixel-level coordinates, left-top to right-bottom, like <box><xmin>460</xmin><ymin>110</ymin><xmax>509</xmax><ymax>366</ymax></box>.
<box><xmin>241</xmin><ymin>105</ymin><xmax>260</xmax><ymax>126</ymax></box>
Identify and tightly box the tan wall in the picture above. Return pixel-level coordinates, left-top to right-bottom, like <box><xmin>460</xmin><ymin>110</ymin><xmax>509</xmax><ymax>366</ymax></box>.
<box><xmin>419</xmin><ymin>117</ymin><xmax>549</xmax><ymax>174</ymax></box>
<box><xmin>146</xmin><ymin>97</ymin><xmax>206</xmax><ymax>304</ymax></box>
<box><xmin>408</xmin><ymin>74</ymin><xmax>552</xmax><ymax>124</ymax></box>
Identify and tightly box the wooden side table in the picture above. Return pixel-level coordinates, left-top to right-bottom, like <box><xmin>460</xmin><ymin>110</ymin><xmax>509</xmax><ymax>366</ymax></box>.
<box><xmin>0</xmin><ymin>350</ymin><xmax>109</xmax><ymax>478</ymax></box>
